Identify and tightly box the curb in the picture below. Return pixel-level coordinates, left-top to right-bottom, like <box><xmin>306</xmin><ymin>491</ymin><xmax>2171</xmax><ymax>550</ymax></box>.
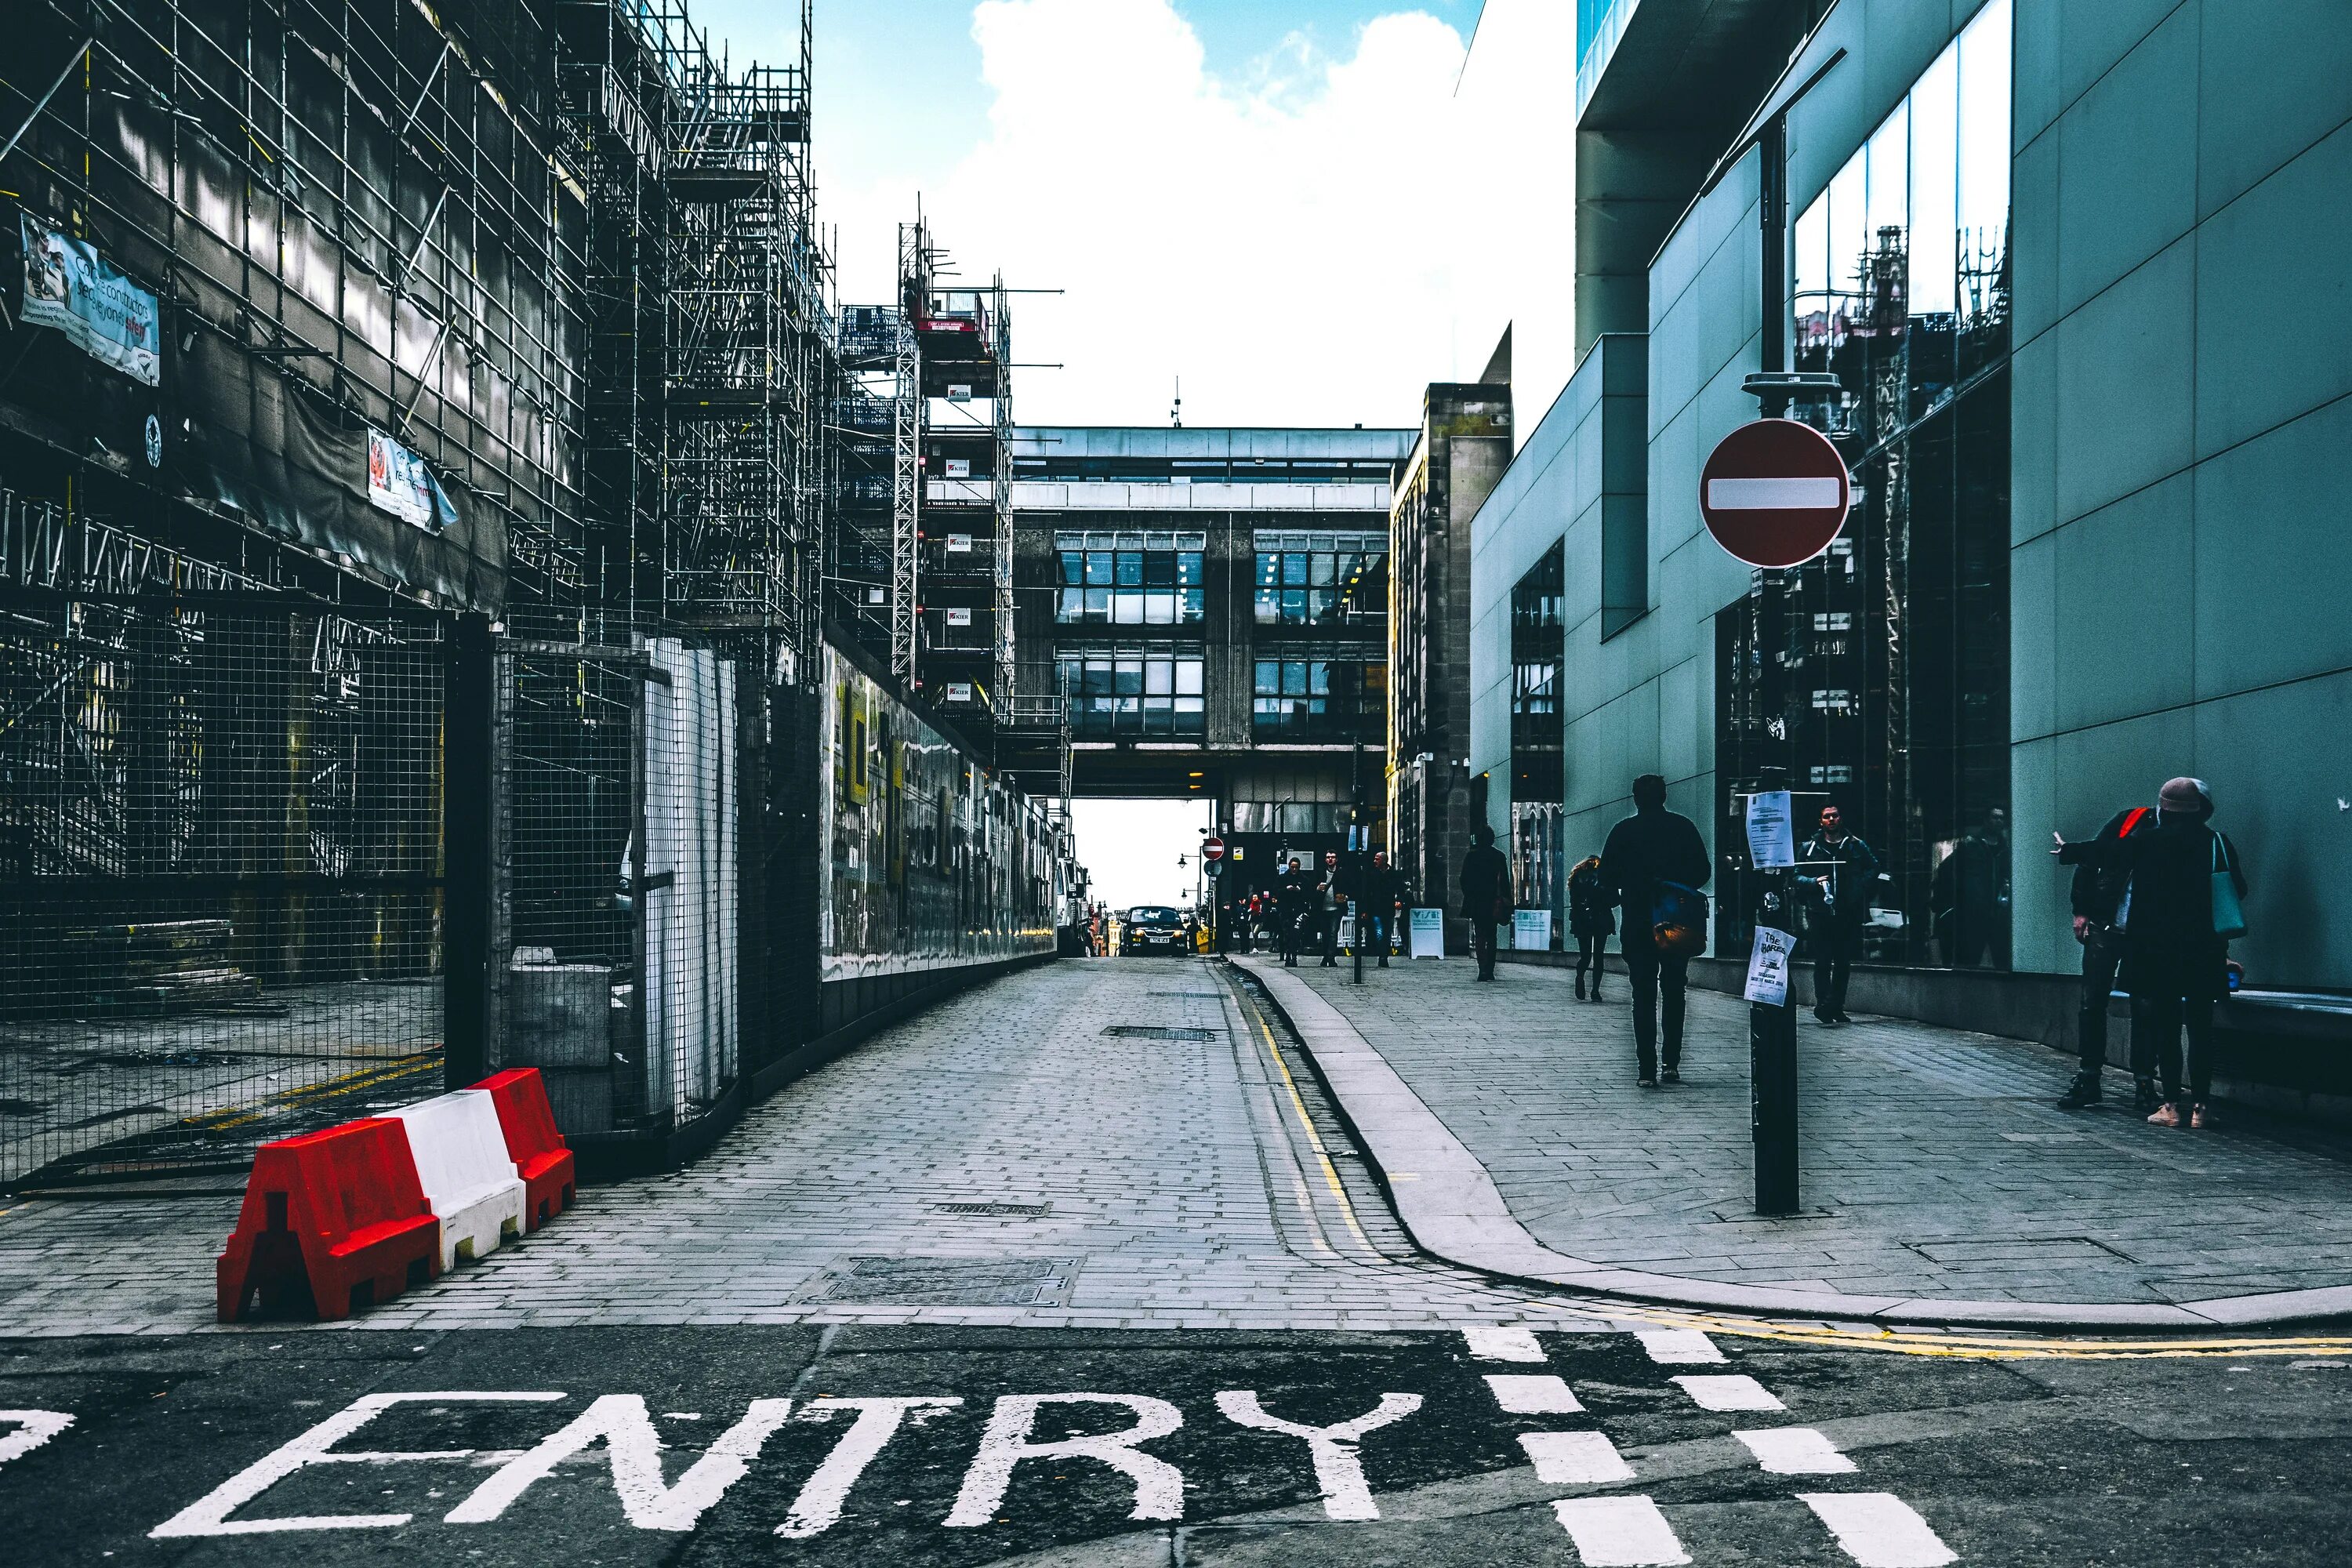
<box><xmin>1229</xmin><ymin>956</ymin><xmax>2352</xmax><ymax>1332</ymax></box>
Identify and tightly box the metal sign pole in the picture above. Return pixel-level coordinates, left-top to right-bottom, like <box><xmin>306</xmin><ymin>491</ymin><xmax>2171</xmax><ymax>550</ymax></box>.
<box><xmin>1749</xmin><ymin>863</ymin><xmax>1802</xmax><ymax>1215</ymax></box>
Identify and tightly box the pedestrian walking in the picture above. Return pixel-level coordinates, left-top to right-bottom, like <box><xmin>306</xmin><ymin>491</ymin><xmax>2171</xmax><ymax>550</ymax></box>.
<box><xmin>1318</xmin><ymin>851</ymin><xmax>1343</xmax><ymax>967</ymax></box>
<box><xmin>1276</xmin><ymin>856</ymin><xmax>1311</xmax><ymax>967</ymax></box>
<box><xmin>2118</xmin><ymin>778</ymin><xmax>2246</xmax><ymax>1131</ymax></box>
<box><xmin>1459</xmin><ymin>826</ymin><xmax>1512</xmax><ymax>980</ymax></box>
<box><xmin>1566</xmin><ymin>854</ymin><xmax>1613</xmax><ymax>1001</ymax></box>
<box><xmin>1363</xmin><ymin>850</ymin><xmax>1399</xmax><ymax>967</ymax></box>
<box><xmin>1599</xmin><ymin>773</ymin><xmax>1711</xmax><ymax>1087</ymax></box>
<box><xmin>1798</xmin><ymin>803</ymin><xmax>1879</xmax><ymax>1025</ymax></box>
<box><xmin>2051</xmin><ymin>800</ymin><xmax>2162</xmax><ymax>1112</ymax></box>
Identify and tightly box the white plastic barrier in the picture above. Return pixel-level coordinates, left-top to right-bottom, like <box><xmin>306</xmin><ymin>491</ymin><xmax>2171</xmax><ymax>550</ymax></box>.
<box><xmin>390</xmin><ymin>1090</ymin><xmax>528</xmax><ymax>1269</ymax></box>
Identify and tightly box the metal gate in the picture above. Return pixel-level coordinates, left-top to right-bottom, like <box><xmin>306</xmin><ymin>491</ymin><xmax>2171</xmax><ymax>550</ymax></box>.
<box><xmin>492</xmin><ymin>623</ymin><xmax>742</xmax><ymax>1145</ymax></box>
<box><xmin>0</xmin><ymin>595</ymin><xmax>451</xmax><ymax>1189</ymax></box>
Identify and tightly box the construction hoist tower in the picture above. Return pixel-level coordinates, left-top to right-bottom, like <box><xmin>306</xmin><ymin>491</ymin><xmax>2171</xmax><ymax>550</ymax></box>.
<box><xmin>891</xmin><ymin>220</ymin><xmax>927</xmax><ymax>685</ymax></box>
<box><xmin>990</xmin><ymin>274</ymin><xmax>1016</xmax><ymax>710</ymax></box>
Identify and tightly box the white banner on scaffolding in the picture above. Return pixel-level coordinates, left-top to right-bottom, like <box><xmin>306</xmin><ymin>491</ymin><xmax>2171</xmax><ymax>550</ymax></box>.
<box><xmin>19</xmin><ymin>215</ymin><xmax>161</xmax><ymax>385</ymax></box>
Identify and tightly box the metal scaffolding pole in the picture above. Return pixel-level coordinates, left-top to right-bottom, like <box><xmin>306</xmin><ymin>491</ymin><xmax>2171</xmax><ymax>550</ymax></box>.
<box><xmin>890</xmin><ymin>220</ymin><xmax>924</xmax><ymax>686</ymax></box>
<box><xmin>991</xmin><ymin>273</ymin><xmax>1016</xmax><ymax>710</ymax></box>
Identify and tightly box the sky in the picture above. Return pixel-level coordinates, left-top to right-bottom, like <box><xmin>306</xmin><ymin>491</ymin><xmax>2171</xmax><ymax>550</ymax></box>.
<box><xmin>1071</xmin><ymin>798</ymin><xmax>1217</xmax><ymax>912</ymax></box>
<box><xmin>691</xmin><ymin>0</ymin><xmax>1580</xmax><ymax>431</ymax></box>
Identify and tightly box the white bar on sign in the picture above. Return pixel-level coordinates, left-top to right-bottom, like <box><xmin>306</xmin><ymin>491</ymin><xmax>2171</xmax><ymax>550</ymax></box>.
<box><xmin>1520</xmin><ymin>1430</ymin><xmax>1635</xmax><ymax>1485</ymax></box>
<box><xmin>1798</xmin><ymin>1492</ymin><xmax>1958</xmax><ymax>1567</ymax></box>
<box><xmin>1461</xmin><ymin>1327</ymin><xmax>1546</xmax><ymax>1363</ymax></box>
<box><xmin>1671</xmin><ymin>1374</ymin><xmax>1785</xmax><ymax>1411</ymax></box>
<box><xmin>1733</xmin><ymin>1426</ymin><xmax>1857</xmax><ymax>1475</ymax></box>
<box><xmin>1483</xmin><ymin>1374</ymin><xmax>1584</xmax><ymax>1414</ymax></box>
<box><xmin>1634</xmin><ymin>1329</ymin><xmax>1724</xmax><ymax>1364</ymax></box>
<box><xmin>1551</xmin><ymin>1496</ymin><xmax>1691</xmax><ymax>1566</ymax></box>
<box><xmin>1708</xmin><ymin>477</ymin><xmax>1842</xmax><ymax>510</ymax></box>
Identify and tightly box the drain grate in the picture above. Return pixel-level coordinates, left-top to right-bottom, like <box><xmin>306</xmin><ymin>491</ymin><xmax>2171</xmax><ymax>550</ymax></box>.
<box><xmin>797</xmin><ymin>1256</ymin><xmax>1080</xmax><ymax>1306</ymax></box>
<box><xmin>1102</xmin><ymin>1025</ymin><xmax>1219</xmax><ymax>1040</ymax></box>
<box><xmin>934</xmin><ymin>1200</ymin><xmax>1053</xmax><ymax>1218</ymax></box>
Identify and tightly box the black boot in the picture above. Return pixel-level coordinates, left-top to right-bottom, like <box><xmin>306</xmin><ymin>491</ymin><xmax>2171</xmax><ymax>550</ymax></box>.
<box><xmin>2055</xmin><ymin>1070</ymin><xmax>2102</xmax><ymax>1110</ymax></box>
<box><xmin>1576</xmin><ymin>976</ymin><xmax>1586</xmax><ymax>1000</ymax></box>
<box><xmin>2132</xmin><ymin>1076</ymin><xmax>2162</xmax><ymax>1116</ymax></box>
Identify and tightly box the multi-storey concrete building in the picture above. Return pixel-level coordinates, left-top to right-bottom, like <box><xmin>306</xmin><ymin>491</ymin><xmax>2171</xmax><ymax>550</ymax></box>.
<box><xmin>1011</xmin><ymin>426</ymin><xmax>1410</xmax><ymax>898</ymax></box>
<box><xmin>1470</xmin><ymin>0</ymin><xmax>2352</xmax><ymax>1040</ymax></box>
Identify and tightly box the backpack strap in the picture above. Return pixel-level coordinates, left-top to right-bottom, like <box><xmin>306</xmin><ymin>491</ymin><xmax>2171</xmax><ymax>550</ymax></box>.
<box><xmin>2118</xmin><ymin>807</ymin><xmax>2149</xmax><ymax>838</ymax></box>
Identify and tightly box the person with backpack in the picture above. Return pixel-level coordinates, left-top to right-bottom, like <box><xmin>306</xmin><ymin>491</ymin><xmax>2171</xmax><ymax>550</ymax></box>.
<box><xmin>2115</xmin><ymin>778</ymin><xmax>2246</xmax><ymax>1130</ymax></box>
<box><xmin>1459</xmin><ymin>826</ymin><xmax>1512</xmax><ymax>981</ymax></box>
<box><xmin>1798</xmin><ymin>803</ymin><xmax>1879</xmax><ymax>1025</ymax></box>
<box><xmin>1599</xmin><ymin>773</ymin><xmax>1711</xmax><ymax>1087</ymax></box>
<box><xmin>1566</xmin><ymin>854</ymin><xmax>1613</xmax><ymax>1001</ymax></box>
<box><xmin>2051</xmin><ymin>799</ymin><xmax>2162</xmax><ymax>1112</ymax></box>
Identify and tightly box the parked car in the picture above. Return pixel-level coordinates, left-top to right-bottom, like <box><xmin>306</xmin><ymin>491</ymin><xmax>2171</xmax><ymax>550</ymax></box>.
<box><xmin>1121</xmin><ymin>906</ymin><xmax>1187</xmax><ymax>956</ymax></box>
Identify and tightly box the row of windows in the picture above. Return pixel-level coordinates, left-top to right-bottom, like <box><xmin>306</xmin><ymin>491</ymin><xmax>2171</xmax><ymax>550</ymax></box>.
<box><xmin>1058</xmin><ymin>653</ymin><xmax>1205</xmax><ymax>738</ymax></box>
<box><xmin>1253</xmin><ymin>546</ymin><xmax>1384</xmax><ymax>626</ymax></box>
<box><xmin>1056</xmin><ymin>547</ymin><xmax>1207</xmax><ymax>625</ymax></box>
<box><xmin>1057</xmin><ymin>587</ymin><xmax>1207</xmax><ymax>625</ymax></box>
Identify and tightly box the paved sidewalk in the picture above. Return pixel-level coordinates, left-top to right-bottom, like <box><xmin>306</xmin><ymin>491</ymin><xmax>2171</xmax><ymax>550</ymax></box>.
<box><xmin>1236</xmin><ymin>954</ymin><xmax>2352</xmax><ymax>1327</ymax></box>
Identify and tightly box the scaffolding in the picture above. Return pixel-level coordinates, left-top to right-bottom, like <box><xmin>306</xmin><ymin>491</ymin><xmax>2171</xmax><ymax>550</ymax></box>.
<box><xmin>890</xmin><ymin>220</ymin><xmax>924</xmax><ymax>684</ymax></box>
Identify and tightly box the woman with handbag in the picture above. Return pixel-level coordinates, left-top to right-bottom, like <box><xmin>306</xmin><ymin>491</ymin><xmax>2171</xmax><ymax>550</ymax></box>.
<box><xmin>2118</xmin><ymin>777</ymin><xmax>2247</xmax><ymax>1130</ymax></box>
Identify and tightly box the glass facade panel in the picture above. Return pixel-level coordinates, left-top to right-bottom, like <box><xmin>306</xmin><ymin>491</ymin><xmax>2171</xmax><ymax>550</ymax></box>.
<box><xmin>1510</xmin><ymin>543</ymin><xmax>1566</xmax><ymax>941</ymax></box>
<box><xmin>1747</xmin><ymin>2</ymin><xmax>2011</xmax><ymax>971</ymax></box>
<box><xmin>1251</xmin><ymin>532</ymin><xmax>1387</xmax><ymax>625</ymax></box>
<box><xmin>1057</xmin><ymin>647</ymin><xmax>1205</xmax><ymax>738</ymax></box>
<box><xmin>1054</xmin><ymin>534</ymin><xmax>1204</xmax><ymax>624</ymax></box>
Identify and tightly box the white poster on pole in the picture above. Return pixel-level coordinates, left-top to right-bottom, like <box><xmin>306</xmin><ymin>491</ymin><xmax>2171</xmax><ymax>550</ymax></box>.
<box><xmin>1407</xmin><ymin>906</ymin><xmax>1444</xmax><ymax>960</ymax></box>
<box><xmin>1744</xmin><ymin>924</ymin><xmax>1798</xmax><ymax>1006</ymax></box>
<box><xmin>1745</xmin><ymin>789</ymin><xmax>1796</xmax><ymax>869</ymax></box>
<box><xmin>1511</xmin><ymin>908</ymin><xmax>1552</xmax><ymax>952</ymax></box>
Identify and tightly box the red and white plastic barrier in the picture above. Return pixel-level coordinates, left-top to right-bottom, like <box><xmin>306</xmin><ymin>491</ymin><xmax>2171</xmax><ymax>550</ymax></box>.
<box><xmin>216</xmin><ymin>1068</ymin><xmax>575</xmax><ymax>1323</ymax></box>
<box><xmin>390</xmin><ymin>1090</ymin><xmax>528</xmax><ymax>1271</ymax></box>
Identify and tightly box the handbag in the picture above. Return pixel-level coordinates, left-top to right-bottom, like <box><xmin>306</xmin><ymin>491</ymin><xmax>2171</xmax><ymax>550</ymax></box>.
<box><xmin>2210</xmin><ymin>835</ymin><xmax>2246</xmax><ymax>940</ymax></box>
<box><xmin>1651</xmin><ymin>880</ymin><xmax>1709</xmax><ymax>956</ymax></box>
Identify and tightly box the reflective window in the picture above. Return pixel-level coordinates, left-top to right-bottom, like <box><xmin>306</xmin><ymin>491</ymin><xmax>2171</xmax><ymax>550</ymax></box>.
<box><xmin>1747</xmin><ymin>0</ymin><xmax>2011</xmax><ymax>971</ymax></box>
<box><xmin>1250</xmin><ymin>529</ymin><xmax>1387</xmax><ymax>625</ymax></box>
<box><xmin>1056</xmin><ymin>648</ymin><xmax>1204</xmax><ymax>737</ymax></box>
<box><xmin>1054</xmin><ymin>532</ymin><xmax>1204</xmax><ymax>624</ymax></box>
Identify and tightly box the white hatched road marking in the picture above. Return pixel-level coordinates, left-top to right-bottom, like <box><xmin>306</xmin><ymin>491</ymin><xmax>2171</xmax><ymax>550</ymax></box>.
<box><xmin>0</xmin><ymin>1410</ymin><xmax>74</xmax><ymax>1469</ymax></box>
<box><xmin>1552</xmin><ymin>1495</ymin><xmax>1693</xmax><ymax>1566</ymax></box>
<box><xmin>1635</xmin><ymin>1329</ymin><xmax>1726</xmax><ymax>1364</ymax></box>
<box><xmin>1672</xmin><ymin>1374</ymin><xmax>1786</xmax><ymax>1412</ymax></box>
<box><xmin>1707</xmin><ymin>476</ymin><xmax>1844</xmax><ymax>510</ymax></box>
<box><xmin>1483</xmin><ymin>1374</ymin><xmax>1585</xmax><ymax>1414</ymax></box>
<box><xmin>1733</xmin><ymin>1426</ymin><xmax>1857</xmax><ymax>1475</ymax></box>
<box><xmin>1519</xmin><ymin>1430</ymin><xmax>1635</xmax><ymax>1485</ymax></box>
<box><xmin>1461</xmin><ymin>1326</ymin><xmax>1548</xmax><ymax>1362</ymax></box>
<box><xmin>1800</xmin><ymin>1491</ymin><xmax>1959</xmax><ymax>1566</ymax></box>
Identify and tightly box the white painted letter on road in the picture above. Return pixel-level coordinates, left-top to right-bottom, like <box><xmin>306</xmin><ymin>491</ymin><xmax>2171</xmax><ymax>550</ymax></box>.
<box><xmin>446</xmin><ymin>1394</ymin><xmax>795</xmax><ymax>1530</ymax></box>
<box><xmin>775</xmin><ymin>1397</ymin><xmax>963</xmax><ymax>1538</ymax></box>
<box><xmin>1214</xmin><ymin>1389</ymin><xmax>1421</xmax><ymax>1521</ymax></box>
<box><xmin>944</xmin><ymin>1394</ymin><xmax>1183</xmax><ymax>1526</ymax></box>
<box><xmin>150</xmin><ymin>1392</ymin><xmax>565</xmax><ymax>1537</ymax></box>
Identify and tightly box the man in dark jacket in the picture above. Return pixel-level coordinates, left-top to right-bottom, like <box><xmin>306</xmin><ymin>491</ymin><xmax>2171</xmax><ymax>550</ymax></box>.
<box><xmin>1459</xmin><ymin>826</ymin><xmax>1512</xmax><ymax>981</ymax></box>
<box><xmin>1361</xmin><ymin>850</ymin><xmax>1399</xmax><ymax>967</ymax></box>
<box><xmin>1599</xmin><ymin>774</ymin><xmax>1711</xmax><ymax>1086</ymax></box>
<box><xmin>2052</xmin><ymin>800</ymin><xmax>2160</xmax><ymax>1111</ymax></box>
<box><xmin>1798</xmin><ymin>804</ymin><xmax>1879</xmax><ymax>1025</ymax></box>
<box><xmin>1276</xmin><ymin>857</ymin><xmax>1310</xmax><ymax>967</ymax></box>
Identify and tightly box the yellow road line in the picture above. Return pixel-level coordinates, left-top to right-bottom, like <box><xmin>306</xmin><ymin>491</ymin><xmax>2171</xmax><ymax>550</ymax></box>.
<box><xmin>1232</xmin><ymin>983</ymin><xmax>1378</xmax><ymax>1256</ymax></box>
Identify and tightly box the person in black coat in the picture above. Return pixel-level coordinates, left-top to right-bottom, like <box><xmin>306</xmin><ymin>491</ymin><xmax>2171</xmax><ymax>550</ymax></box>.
<box><xmin>1459</xmin><ymin>826</ymin><xmax>1512</xmax><ymax>981</ymax></box>
<box><xmin>1566</xmin><ymin>855</ymin><xmax>1613</xmax><ymax>1001</ymax></box>
<box><xmin>1798</xmin><ymin>803</ymin><xmax>1880</xmax><ymax>1026</ymax></box>
<box><xmin>1599</xmin><ymin>773</ymin><xmax>1711</xmax><ymax>1086</ymax></box>
<box><xmin>1275</xmin><ymin>857</ymin><xmax>1311</xmax><ymax>967</ymax></box>
<box><xmin>2051</xmin><ymin>800</ymin><xmax>2161</xmax><ymax>1111</ymax></box>
<box><xmin>2118</xmin><ymin>777</ymin><xmax>2246</xmax><ymax>1129</ymax></box>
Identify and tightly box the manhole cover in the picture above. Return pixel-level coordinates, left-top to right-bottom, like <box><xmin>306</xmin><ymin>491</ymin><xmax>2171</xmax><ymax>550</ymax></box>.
<box><xmin>934</xmin><ymin>1200</ymin><xmax>1053</xmax><ymax>1218</ymax></box>
<box><xmin>798</xmin><ymin>1257</ymin><xmax>1080</xmax><ymax>1306</ymax></box>
<box><xmin>1102</xmin><ymin>1025</ymin><xmax>1218</xmax><ymax>1040</ymax></box>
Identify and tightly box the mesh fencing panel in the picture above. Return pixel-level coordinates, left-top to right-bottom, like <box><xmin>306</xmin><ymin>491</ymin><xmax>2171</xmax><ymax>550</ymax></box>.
<box><xmin>0</xmin><ymin>598</ymin><xmax>448</xmax><ymax>1187</ymax></box>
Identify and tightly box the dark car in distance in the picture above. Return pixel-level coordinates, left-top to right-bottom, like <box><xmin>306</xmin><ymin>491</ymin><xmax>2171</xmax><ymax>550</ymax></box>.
<box><xmin>1121</xmin><ymin>906</ymin><xmax>1187</xmax><ymax>956</ymax></box>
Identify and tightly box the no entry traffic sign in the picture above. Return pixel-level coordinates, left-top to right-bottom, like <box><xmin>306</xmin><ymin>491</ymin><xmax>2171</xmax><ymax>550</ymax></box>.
<box><xmin>1699</xmin><ymin>419</ymin><xmax>1852</xmax><ymax>569</ymax></box>
<box><xmin>1202</xmin><ymin>836</ymin><xmax>1225</xmax><ymax>862</ymax></box>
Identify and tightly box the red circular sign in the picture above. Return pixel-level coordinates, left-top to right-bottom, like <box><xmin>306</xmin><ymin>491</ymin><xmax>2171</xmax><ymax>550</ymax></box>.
<box><xmin>1202</xmin><ymin>836</ymin><xmax>1225</xmax><ymax>862</ymax></box>
<box><xmin>1699</xmin><ymin>419</ymin><xmax>1852</xmax><ymax>568</ymax></box>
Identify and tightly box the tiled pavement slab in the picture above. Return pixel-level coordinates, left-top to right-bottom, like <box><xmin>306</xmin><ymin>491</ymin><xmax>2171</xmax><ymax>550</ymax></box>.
<box><xmin>1235</xmin><ymin>955</ymin><xmax>2352</xmax><ymax>1321</ymax></box>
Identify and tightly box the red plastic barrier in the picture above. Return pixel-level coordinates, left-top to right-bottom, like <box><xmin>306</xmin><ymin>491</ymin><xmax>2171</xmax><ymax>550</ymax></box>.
<box><xmin>473</xmin><ymin>1069</ymin><xmax>576</xmax><ymax>1230</ymax></box>
<box><xmin>215</xmin><ymin>1119</ymin><xmax>441</xmax><ymax>1323</ymax></box>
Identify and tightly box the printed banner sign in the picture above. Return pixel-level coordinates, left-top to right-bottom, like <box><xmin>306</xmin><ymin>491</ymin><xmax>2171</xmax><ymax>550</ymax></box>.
<box><xmin>1744</xmin><ymin>924</ymin><xmax>1798</xmax><ymax>1006</ymax></box>
<box><xmin>1408</xmin><ymin>906</ymin><xmax>1444</xmax><ymax>960</ymax></box>
<box><xmin>20</xmin><ymin>215</ymin><xmax>160</xmax><ymax>385</ymax></box>
<box><xmin>367</xmin><ymin>427</ymin><xmax>442</xmax><ymax>531</ymax></box>
<box><xmin>947</xmin><ymin>383</ymin><xmax>973</xmax><ymax>402</ymax></box>
<box><xmin>944</xmin><ymin>682</ymin><xmax>974</xmax><ymax>702</ymax></box>
<box><xmin>945</xmin><ymin>606</ymin><xmax>973</xmax><ymax>627</ymax></box>
<box><xmin>1745</xmin><ymin>789</ymin><xmax>1795</xmax><ymax>869</ymax></box>
<box><xmin>946</xmin><ymin>533</ymin><xmax>974</xmax><ymax>554</ymax></box>
<box><xmin>944</xmin><ymin>458</ymin><xmax>971</xmax><ymax>478</ymax></box>
<box><xmin>1512</xmin><ymin>908</ymin><xmax>1552</xmax><ymax>952</ymax></box>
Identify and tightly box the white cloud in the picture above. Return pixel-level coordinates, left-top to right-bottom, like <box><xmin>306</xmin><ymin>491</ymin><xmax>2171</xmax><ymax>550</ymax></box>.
<box><xmin>825</xmin><ymin>0</ymin><xmax>1523</xmax><ymax>430</ymax></box>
